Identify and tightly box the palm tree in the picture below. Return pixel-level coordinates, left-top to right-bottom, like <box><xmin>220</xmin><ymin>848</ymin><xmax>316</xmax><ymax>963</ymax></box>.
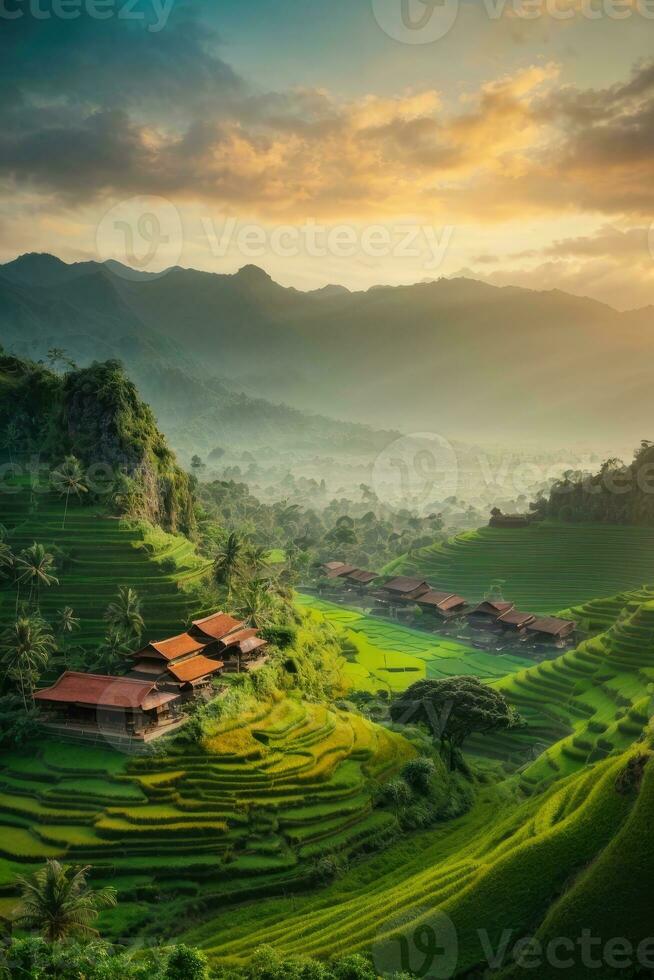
<box><xmin>51</xmin><ymin>456</ymin><xmax>88</xmax><ymax>529</ymax></box>
<box><xmin>14</xmin><ymin>860</ymin><xmax>116</xmax><ymax>943</ymax></box>
<box><xmin>14</xmin><ymin>543</ymin><xmax>59</xmax><ymax>610</ymax></box>
<box><xmin>213</xmin><ymin>532</ymin><xmax>243</xmax><ymax>600</ymax></box>
<box><xmin>0</xmin><ymin>616</ymin><xmax>56</xmax><ymax>708</ymax></box>
<box><xmin>96</xmin><ymin>628</ymin><xmax>135</xmax><ymax>672</ymax></box>
<box><xmin>104</xmin><ymin>587</ymin><xmax>144</xmax><ymax>642</ymax></box>
<box><xmin>0</xmin><ymin>541</ymin><xmax>14</xmax><ymax>581</ymax></box>
<box><xmin>233</xmin><ymin>577</ymin><xmax>276</xmax><ymax>630</ymax></box>
<box><xmin>56</xmin><ymin>606</ymin><xmax>80</xmax><ymax>653</ymax></box>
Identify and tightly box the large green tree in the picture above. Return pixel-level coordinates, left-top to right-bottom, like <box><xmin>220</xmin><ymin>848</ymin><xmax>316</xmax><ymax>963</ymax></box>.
<box><xmin>391</xmin><ymin>677</ymin><xmax>523</xmax><ymax>770</ymax></box>
<box><xmin>0</xmin><ymin>616</ymin><xmax>56</xmax><ymax>708</ymax></box>
<box><xmin>14</xmin><ymin>543</ymin><xmax>59</xmax><ymax>610</ymax></box>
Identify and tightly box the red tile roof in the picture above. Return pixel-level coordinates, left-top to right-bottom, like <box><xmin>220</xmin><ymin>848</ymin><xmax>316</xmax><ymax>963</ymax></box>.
<box><xmin>191</xmin><ymin>612</ymin><xmax>244</xmax><ymax>641</ymax></box>
<box><xmin>167</xmin><ymin>655</ymin><xmax>224</xmax><ymax>683</ymax></box>
<box><xmin>35</xmin><ymin>672</ymin><xmax>166</xmax><ymax>710</ymax></box>
<box><xmin>238</xmin><ymin>636</ymin><xmax>268</xmax><ymax>656</ymax></box>
<box><xmin>142</xmin><ymin>633</ymin><xmax>207</xmax><ymax>662</ymax></box>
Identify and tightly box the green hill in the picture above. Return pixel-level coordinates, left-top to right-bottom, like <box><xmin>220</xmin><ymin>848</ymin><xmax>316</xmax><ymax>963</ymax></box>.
<box><xmin>386</xmin><ymin>522</ymin><xmax>654</xmax><ymax>613</ymax></box>
<box><xmin>184</xmin><ymin>742</ymin><xmax>653</xmax><ymax>978</ymax></box>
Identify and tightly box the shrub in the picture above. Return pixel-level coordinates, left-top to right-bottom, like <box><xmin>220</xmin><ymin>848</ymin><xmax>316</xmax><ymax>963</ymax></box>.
<box><xmin>401</xmin><ymin>757</ymin><xmax>437</xmax><ymax>794</ymax></box>
<box><xmin>311</xmin><ymin>852</ymin><xmax>350</xmax><ymax>885</ymax></box>
<box><xmin>165</xmin><ymin>944</ymin><xmax>209</xmax><ymax>980</ymax></box>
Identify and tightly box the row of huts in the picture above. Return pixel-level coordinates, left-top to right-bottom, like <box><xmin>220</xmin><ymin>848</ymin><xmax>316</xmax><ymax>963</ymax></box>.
<box><xmin>34</xmin><ymin>611</ymin><xmax>269</xmax><ymax>742</ymax></box>
<box><xmin>321</xmin><ymin>562</ymin><xmax>576</xmax><ymax>643</ymax></box>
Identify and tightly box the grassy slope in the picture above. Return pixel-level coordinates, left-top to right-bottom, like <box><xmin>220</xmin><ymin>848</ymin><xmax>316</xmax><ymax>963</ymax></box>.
<box><xmin>186</xmin><ymin>746</ymin><xmax>652</xmax><ymax>976</ymax></box>
<box><xmin>386</xmin><ymin>522</ymin><xmax>654</xmax><ymax>613</ymax></box>
<box><xmin>296</xmin><ymin>595</ymin><xmax>532</xmax><ymax>694</ymax></box>
<box><xmin>0</xmin><ymin>698</ymin><xmax>413</xmax><ymax>939</ymax></box>
<box><xmin>0</xmin><ymin>477</ymin><xmax>211</xmax><ymax>649</ymax></box>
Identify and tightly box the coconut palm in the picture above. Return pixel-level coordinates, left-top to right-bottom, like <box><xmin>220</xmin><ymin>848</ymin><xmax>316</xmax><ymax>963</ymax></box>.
<box><xmin>0</xmin><ymin>615</ymin><xmax>56</xmax><ymax>708</ymax></box>
<box><xmin>104</xmin><ymin>587</ymin><xmax>144</xmax><ymax>642</ymax></box>
<box><xmin>96</xmin><ymin>628</ymin><xmax>135</xmax><ymax>672</ymax></box>
<box><xmin>55</xmin><ymin>606</ymin><xmax>81</xmax><ymax>652</ymax></box>
<box><xmin>0</xmin><ymin>541</ymin><xmax>14</xmax><ymax>581</ymax></box>
<box><xmin>213</xmin><ymin>532</ymin><xmax>243</xmax><ymax>599</ymax></box>
<box><xmin>14</xmin><ymin>543</ymin><xmax>59</xmax><ymax>610</ymax></box>
<box><xmin>51</xmin><ymin>456</ymin><xmax>88</xmax><ymax>529</ymax></box>
<box><xmin>14</xmin><ymin>860</ymin><xmax>116</xmax><ymax>943</ymax></box>
<box><xmin>233</xmin><ymin>577</ymin><xmax>276</xmax><ymax>629</ymax></box>
<box><xmin>1</xmin><ymin>420</ymin><xmax>21</xmax><ymax>464</ymax></box>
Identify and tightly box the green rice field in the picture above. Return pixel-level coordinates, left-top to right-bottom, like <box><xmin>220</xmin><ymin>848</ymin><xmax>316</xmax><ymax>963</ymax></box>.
<box><xmin>0</xmin><ymin>697</ymin><xmax>413</xmax><ymax>941</ymax></box>
<box><xmin>386</xmin><ymin>522</ymin><xmax>654</xmax><ymax>614</ymax></box>
<box><xmin>296</xmin><ymin>595</ymin><xmax>532</xmax><ymax>694</ymax></box>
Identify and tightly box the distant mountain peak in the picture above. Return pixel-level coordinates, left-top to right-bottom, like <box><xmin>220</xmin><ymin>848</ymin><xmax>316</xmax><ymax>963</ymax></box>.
<box><xmin>235</xmin><ymin>264</ymin><xmax>273</xmax><ymax>284</ymax></box>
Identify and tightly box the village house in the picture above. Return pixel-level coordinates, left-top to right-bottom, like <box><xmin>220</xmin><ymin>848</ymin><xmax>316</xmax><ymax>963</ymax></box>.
<box><xmin>129</xmin><ymin>632</ymin><xmax>224</xmax><ymax>700</ymax></box>
<box><xmin>189</xmin><ymin>611</ymin><xmax>269</xmax><ymax>672</ymax></box>
<box><xmin>380</xmin><ymin>576</ymin><xmax>431</xmax><ymax>603</ymax></box>
<box><xmin>497</xmin><ymin>609</ymin><xmax>537</xmax><ymax>633</ymax></box>
<box><xmin>416</xmin><ymin>590</ymin><xmax>468</xmax><ymax>621</ymax></box>
<box><xmin>526</xmin><ymin>616</ymin><xmax>576</xmax><ymax>643</ymax></box>
<box><xmin>320</xmin><ymin>561</ymin><xmax>358</xmax><ymax>579</ymax></box>
<box><xmin>467</xmin><ymin>600</ymin><xmax>515</xmax><ymax>629</ymax></box>
<box><xmin>34</xmin><ymin>672</ymin><xmax>185</xmax><ymax>742</ymax></box>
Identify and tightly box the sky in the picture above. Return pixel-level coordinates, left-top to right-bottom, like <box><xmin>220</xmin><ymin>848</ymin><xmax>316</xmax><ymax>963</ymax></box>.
<box><xmin>1</xmin><ymin>0</ymin><xmax>654</xmax><ymax>307</ymax></box>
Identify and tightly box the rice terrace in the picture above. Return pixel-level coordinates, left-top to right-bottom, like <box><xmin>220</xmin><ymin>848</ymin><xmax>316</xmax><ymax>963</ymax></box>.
<box><xmin>2</xmin><ymin>4</ymin><xmax>654</xmax><ymax>977</ymax></box>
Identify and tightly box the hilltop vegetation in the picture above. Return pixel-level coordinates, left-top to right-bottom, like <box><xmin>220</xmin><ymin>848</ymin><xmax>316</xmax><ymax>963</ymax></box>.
<box><xmin>0</xmin><ymin>351</ymin><xmax>195</xmax><ymax>535</ymax></box>
<box><xmin>533</xmin><ymin>440</ymin><xmax>654</xmax><ymax>526</ymax></box>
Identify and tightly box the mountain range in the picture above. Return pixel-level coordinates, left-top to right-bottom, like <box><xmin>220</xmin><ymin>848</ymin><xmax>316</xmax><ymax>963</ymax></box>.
<box><xmin>1</xmin><ymin>251</ymin><xmax>652</xmax><ymax>446</ymax></box>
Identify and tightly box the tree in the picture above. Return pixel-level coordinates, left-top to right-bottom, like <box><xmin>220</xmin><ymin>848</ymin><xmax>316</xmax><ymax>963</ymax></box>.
<box><xmin>56</xmin><ymin>606</ymin><xmax>81</xmax><ymax>652</ymax></box>
<box><xmin>104</xmin><ymin>587</ymin><xmax>144</xmax><ymax>643</ymax></box>
<box><xmin>213</xmin><ymin>531</ymin><xmax>243</xmax><ymax>599</ymax></box>
<box><xmin>190</xmin><ymin>454</ymin><xmax>205</xmax><ymax>473</ymax></box>
<box><xmin>165</xmin><ymin>944</ymin><xmax>209</xmax><ymax>980</ymax></box>
<box><xmin>0</xmin><ymin>541</ymin><xmax>14</xmax><ymax>582</ymax></box>
<box><xmin>14</xmin><ymin>860</ymin><xmax>116</xmax><ymax>943</ymax></box>
<box><xmin>1</xmin><ymin>420</ymin><xmax>21</xmax><ymax>464</ymax></box>
<box><xmin>233</xmin><ymin>577</ymin><xmax>276</xmax><ymax>631</ymax></box>
<box><xmin>0</xmin><ymin>615</ymin><xmax>56</xmax><ymax>708</ymax></box>
<box><xmin>51</xmin><ymin>456</ymin><xmax>88</xmax><ymax>529</ymax></box>
<box><xmin>390</xmin><ymin>677</ymin><xmax>523</xmax><ymax>770</ymax></box>
<box><xmin>13</xmin><ymin>543</ymin><xmax>59</xmax><ymax>611</ymax></box>
<box><xmin>96</xmin><ymin>628</ymin><xmax>134</xmax><ymax>673</ymax></box>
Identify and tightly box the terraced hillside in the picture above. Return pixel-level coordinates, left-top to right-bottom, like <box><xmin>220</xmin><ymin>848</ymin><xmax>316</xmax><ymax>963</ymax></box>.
<box><xmin>492</xmin><ymin>599</ymin><xmax>654</xmax><ymax>788</ymax></box>
<box><xmin>187</xmin><ymin>743</ymin><xmax>654</xmax><ymax>979</ymax></box>
<box><xmin>386</xmin><ymin>522</ymin><xmax>654</xmax><ymax>613</ymax></box>
<box><xmin>0</xmin><ymin>476</ymin><xmax>211</xmax><ymax>648</ymax></box>
<box><xmin>297</xmin><ymin>595</ymin><xmax>532</xmax><ymax>693</ymax></box>
<box><xmin>0</xmin><ymin>696</ymin><xmax>413</xmax><ymax>938</ymax></box>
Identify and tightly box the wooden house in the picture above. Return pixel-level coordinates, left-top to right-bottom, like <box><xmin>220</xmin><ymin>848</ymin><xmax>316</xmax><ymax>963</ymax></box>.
<box><xmin>130</xmin><ymin>632</ymin><xmax>224</xmax><ymax>699</ymax></box>
<box><xmin>526</xmin><ymin>616</ymin><xmax>576</xmax><ymax>643</ymax></box>
<box><xmin>189</xmin><ymin>612</ymin><xmax>268</xmax><ymax>673</ymax></box>
<box><xmin>380</xmin><ymin>576</ymin><xmax>431</xmax><ymax>603</ymax></box>
<box><xmin>416</xmin><ymin>590</ymin><xmax>468</xmax><ymax>620</ymax></box>
<box><xmin>34</xmin><ymin>672</ymin><xmax>183</xmax><ymax>741</ymax></box>
<box><xmin>467</xmin><ymin>600</ymin><xmax>515</xmax><ymax>628</ymax></box>
<box><xmin>497</xmin><ymin>609</ymin><xmax>537</xmax><ymax>633</ymax></box>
